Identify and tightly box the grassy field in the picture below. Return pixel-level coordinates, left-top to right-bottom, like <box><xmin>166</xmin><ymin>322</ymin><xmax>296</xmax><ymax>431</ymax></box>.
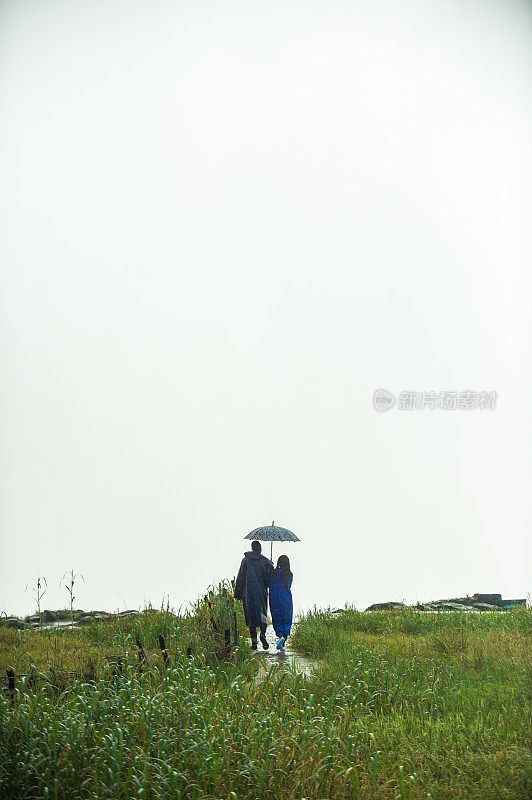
<box><xmin>291</xmin><ymin>606</ymin><xmax>531</xmax><ymax>800</ymax></box>
<box><xmin>0</xmin><ymin>591</ymin><xmax>530</xmax><ymax>800</ymax></box>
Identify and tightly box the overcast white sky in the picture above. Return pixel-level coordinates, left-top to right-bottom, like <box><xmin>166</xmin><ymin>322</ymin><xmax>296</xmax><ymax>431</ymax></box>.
<box><xmin>1</xmin><ymin>0</ymin><xmax>531</xmax><ymax>616</ymax></box>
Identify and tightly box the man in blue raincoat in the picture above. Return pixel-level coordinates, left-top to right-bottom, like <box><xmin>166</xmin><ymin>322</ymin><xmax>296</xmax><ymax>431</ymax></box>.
<box><xmin>234</xmin><ymin>540</ymin><xmax>273</xmax><ymax>650</ymax></box>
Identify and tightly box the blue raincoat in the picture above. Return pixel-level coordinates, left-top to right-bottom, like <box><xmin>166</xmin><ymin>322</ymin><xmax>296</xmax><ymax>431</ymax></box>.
<box><xmin>268</xmin><ymin>570</ymin><xmax>293</xmax><ymax>638</ymax></box>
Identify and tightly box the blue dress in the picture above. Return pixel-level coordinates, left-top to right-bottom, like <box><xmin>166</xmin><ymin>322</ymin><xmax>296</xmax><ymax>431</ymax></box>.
<box><xmin>268</xmin><ymin>571</ymin><xmax>293</xmax><ymax>638</ymax></box>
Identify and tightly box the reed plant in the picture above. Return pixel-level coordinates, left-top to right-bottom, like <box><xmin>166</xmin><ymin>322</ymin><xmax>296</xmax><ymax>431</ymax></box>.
<box><xmin>23</xmin><ymin>573</ymin><xmax>47</xmax><ymax>627</ymax></box>
<box><xmin>59</xmin><ymin>569</ymin><xmax>85</xmax><ymax>628</ymax></box>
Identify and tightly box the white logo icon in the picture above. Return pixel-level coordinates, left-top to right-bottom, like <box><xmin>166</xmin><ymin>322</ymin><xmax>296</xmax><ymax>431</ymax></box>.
<box><xmin>373</xmin><ymin>388</ymin><xmax>395</xmax><ymax>412</ymax></box>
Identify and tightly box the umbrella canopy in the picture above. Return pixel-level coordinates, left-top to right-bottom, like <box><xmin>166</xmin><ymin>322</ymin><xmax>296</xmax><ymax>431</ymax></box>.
<box><xmin>244</xmin><ymin>521</ymin><xmax>300</xmax><ymax>560</ymax></box>
<box><xmin>245</xmin><ymin>522</ymin><xmax>300</xmax><ymax>542</ymax></box>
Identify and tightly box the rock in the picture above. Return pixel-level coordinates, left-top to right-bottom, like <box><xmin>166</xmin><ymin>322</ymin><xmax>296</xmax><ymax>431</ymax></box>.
<box><xmin>365</xmin><ymin>592</ymin><xmax>524</xmax><ymax>614</ymax></box>
<box><xmin>82</xmin><ymin>610</ymin><xmax>111</xmax><ymax>618</ymax></box>
<box><xmin>51</xmin><ymin>609</ymin><xmax>82</xmax><ymax>621</ymax></box>
<box><xmin>365</xmin><ymin>602</ymin><xmax>406</xmax><ymax>612</ymax></box>
<box><xmin>472</xmin><ymin>593</ymin><xmax>502</xmax><ymax>606</ymax></box>
<box><xmin>78</xmin><ymin>613</ymin><xmax>109</xmax><ymax>625</ymax></box>
<box><xmin>428</xmin><ymin>601</ymin><xmax>468</xmax><ymax>611</ymax></box>
<box><xmin>3</xmin><ymin>617</ymin><xmax>26</xmax><ymax>629</ymax></box>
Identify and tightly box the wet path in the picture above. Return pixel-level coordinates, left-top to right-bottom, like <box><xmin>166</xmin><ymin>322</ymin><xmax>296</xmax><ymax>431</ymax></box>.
<box><xmin>252</xmin><ymin>626</ymin><xmax>315</xmax><ymax>678</ymax></box>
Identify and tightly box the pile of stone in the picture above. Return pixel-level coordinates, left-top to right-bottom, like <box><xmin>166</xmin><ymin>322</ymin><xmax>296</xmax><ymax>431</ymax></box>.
<box><xmin>1</xmin><ymin>608</ymin><xmax>142</xmax><ymax>631</ymax></box>
<box><xmin>365</xmin><ymin>593</ymin><xmax>527</xmax><ymax>612</ymax></box>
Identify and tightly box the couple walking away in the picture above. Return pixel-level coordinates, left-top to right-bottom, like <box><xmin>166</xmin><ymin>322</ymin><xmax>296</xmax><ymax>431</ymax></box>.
<box><xmin>234</xmin><ymin>540</ymin><xmax>293</xmax><ymax>651</ymax></box>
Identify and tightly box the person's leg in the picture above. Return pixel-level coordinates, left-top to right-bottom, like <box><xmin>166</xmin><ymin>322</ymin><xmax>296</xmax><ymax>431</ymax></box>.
<box><xmin>249</xmin><ymin>626</ymin><xmax>258</xmax><ymax>649</ymax></box>
<box><xmin>276</xmin><ymin>628</ymin><xmax>289</xmax><ymax>650</ymax></box>
<box><xmin>259</xmin><ymin>623</ymin><xmax>269</xmax><ymax>649</ymax></box>
<box><xmin>259</xmin><ymin>591</ymin><xmax>269</xmax><ymax>649</ymax></box>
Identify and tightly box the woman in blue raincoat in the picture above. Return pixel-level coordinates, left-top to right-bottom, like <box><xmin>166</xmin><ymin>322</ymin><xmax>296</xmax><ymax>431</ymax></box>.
<box><xmin>268</xmin><ymin>555</ymin><xmax>293</xmax><ymax>651</ymax></box>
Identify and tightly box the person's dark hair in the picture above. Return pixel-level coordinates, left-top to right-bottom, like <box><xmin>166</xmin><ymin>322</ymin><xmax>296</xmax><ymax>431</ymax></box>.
<box><xmin>251</xmin><ymin>540</ymin><xmax>261</xmax><ymax>553</ymax></box>
<box><xmin>274</xmin><ymin>555</ymin><xmax>292</xmax><ymax>583</ymax></box>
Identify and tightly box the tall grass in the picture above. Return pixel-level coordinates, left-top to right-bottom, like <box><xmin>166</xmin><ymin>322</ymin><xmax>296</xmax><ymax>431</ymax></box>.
<box><xmin>291</xmin><ymin>606</ymin><xmax>531</xmax><ymax>800</ymax></box>
<box><xmin>0</xmin><ymin>581</ymin><xmax>243</xmax><ymax>681</ymax></box>
<box><xmin>0</xmin><ymin>596</ymin><xmax>530</xmax><ymax>799</ymax></box>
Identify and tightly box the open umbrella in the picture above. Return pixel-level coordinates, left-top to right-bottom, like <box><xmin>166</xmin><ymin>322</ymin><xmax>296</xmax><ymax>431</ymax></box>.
<box><xmin>244</xmin><ymin>521</ymin><xmax>300</xmax><ymax>561</ymax></box>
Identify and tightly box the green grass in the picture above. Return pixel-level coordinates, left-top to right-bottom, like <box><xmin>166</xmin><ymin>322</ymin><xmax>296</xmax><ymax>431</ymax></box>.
<box><xmin>0</xmin><ymin>595</ymin><xmax>530</xmax><ymax>799</ymax></box>
<box><xmin>291</xmin><ymin>606</ymin><xmax>532</xmax><ymax>800</ymax></box>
